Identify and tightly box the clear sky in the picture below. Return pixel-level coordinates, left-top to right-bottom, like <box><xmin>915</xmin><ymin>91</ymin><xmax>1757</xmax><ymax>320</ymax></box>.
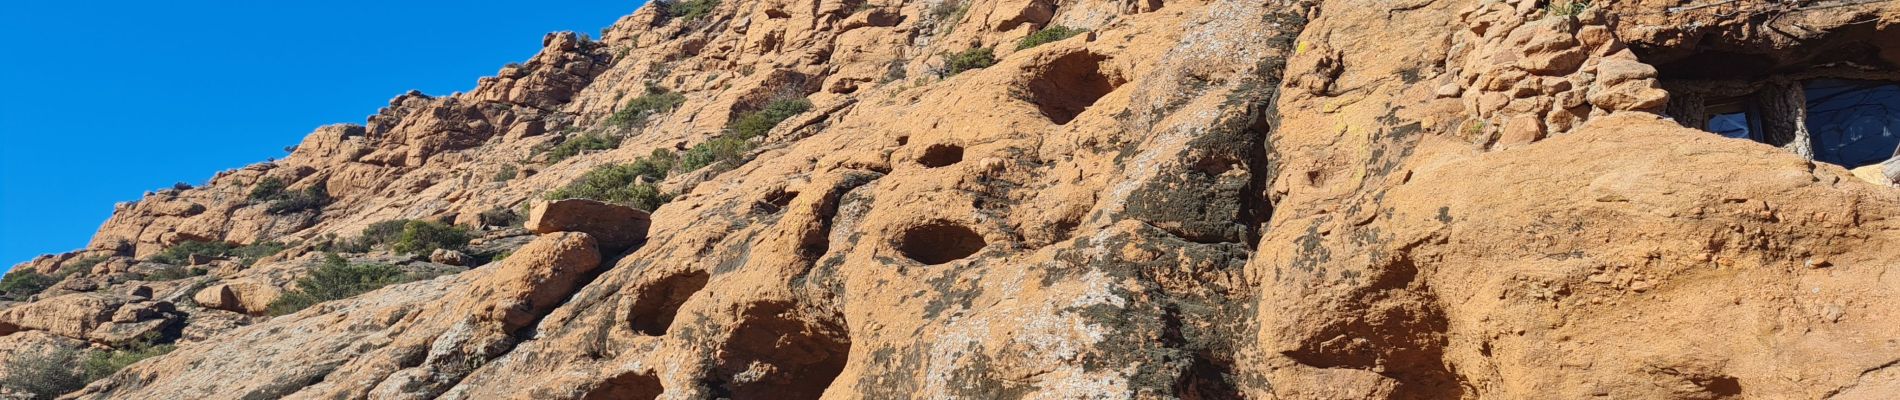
<box><xmin>0</xmin><ymin>1</ymin><xmax>643</xmax><ymax>270</ymax></box>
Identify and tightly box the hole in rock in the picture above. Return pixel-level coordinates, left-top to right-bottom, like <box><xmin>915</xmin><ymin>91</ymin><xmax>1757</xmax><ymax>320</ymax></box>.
<box><xmin>1638</xmin><ymin>10</ymin><xmax>1900</xmax><ymax>170</ymax></box>
<box><xmin>628</xmin><ymin>270</ymin><xmax>710</xmax><ymax>336</ymax></box>
<box><xmin>713</xmin><ymin>301</ymin><xmax>850</xmax><ymax>400</ymax></box>
<box><xmin>917</xmin><ymin>144</ymin><xmax>964</xmax><ymax>168</ymax></box>
<box><xmin>756</xmin><ymin>190</ymin><xmax>799</xmax><ymax>214</ymax></box>
<box><xmin>579</xmin><ymin>371</ymin><xmax>663</xmax><ymax>400</ymax></box>
<box><xmin>896</xmin><ymin>221</ymin><xmax>986</xmax><ymax>265</ymax></box>
<box><xmin>1024</xmin><ymin>51</ymin><xmax>1123</xmax><ymax>124</ymax></box>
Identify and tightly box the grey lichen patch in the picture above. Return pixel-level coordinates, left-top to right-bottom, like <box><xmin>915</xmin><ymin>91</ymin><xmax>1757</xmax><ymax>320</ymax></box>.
<box><xmin>854</xmin><ymin>346</ymin><xmax>923</xmax><ymax>397</ymax></box>
<box><xmin>919</xmin><ymin>260</ymin><xmax>989</xmax><ymax>319</ymax></box>
<box><xmin>1033</xmin><ymin>223</ymin><xmax>1257</xmax><ymax>397</ymax></box>
<box><xmin>1288</xmin><ymin>217</ymin><xmax>1335</xmax><ymax>276</ymax></box>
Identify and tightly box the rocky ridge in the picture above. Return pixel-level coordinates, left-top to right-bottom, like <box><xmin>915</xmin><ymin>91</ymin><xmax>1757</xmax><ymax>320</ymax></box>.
<box><xmin>2</xmin><ymin>0</ymin><xmax>1899</xmax><ymax>399</ymax></box>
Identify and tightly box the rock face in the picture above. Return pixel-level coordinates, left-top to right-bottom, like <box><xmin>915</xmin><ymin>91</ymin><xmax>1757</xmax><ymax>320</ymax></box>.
<box><xmin>190</xmin><ymin>281</ymin><xmax>281</xmax><ymax>316</ymax></box>
<box><xmin>0</xmin><ymin>293</ymin><xmax>178</xmax><ymax>346</ymax></box>
<box><xmin>525</xmin><ymin>199</ymin><xmax>652</xmax><ymax>254</ymax></box>
<box><xmin>67</xmin><ymin>232</ymin><xmax>602</xmax><ymax>399</ymax></box>
<box><xmin>6</xmin><ymin>0</ymin><xmax>1900</xmax><ymax>399</ymax></box>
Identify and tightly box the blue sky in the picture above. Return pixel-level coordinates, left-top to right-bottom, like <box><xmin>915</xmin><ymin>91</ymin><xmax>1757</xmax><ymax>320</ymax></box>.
<box><xmin>0</xmin><ymin>1</ymin><xmax>643</xmax><ymax>269</ymax></box>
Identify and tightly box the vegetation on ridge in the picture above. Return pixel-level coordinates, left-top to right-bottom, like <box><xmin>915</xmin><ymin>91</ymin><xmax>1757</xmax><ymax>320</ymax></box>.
<box><xmin>1017</xmin><ymin>26</ymin><xmax>1086</xmax><ymax>50</ymax></box>
<box><xmin>946</xmin><ymin>48</ymin><xmax>996</xmax><ymax>75</ymax></box>
<box><xmin>149</xmin><ymin>240</ymin><xmax>286</xmax><ymax>267</ymax></box>
<box><xmin>266</xmin><ymin>253</ymin><xmax>418</xmax><ymax>316</ymax></box>
<box><xmin>249</xmin><ymin>177</ymin><xmax>331</xmax><ymax>215</ymax></box>
<box><xmin>0</xmin><ymin>332</ymin><xmax>177</xmax><ymax>399</ymax></box>
<box><xmin>542</xmin><ymin>132</ymin><xmax>622</xmax><ymax>163</ymax></box>
<box><xmin>548</xmin><ymin>149</ymin><xmax>679</xmax><ymax>211</ymax></box>
<box><xmin>0</xmin><ymin>270</ymin><xmax>59</xmax><ymax>301</ymax></box>
<box><xmin>606</xmin><ymin>86</ymin><xmax>687</xmax><ymax>129</ymax></box>
<box><xmin>662</xmin><ymin>0</ymin><xmax>720</xmax><ymax>22</ymax></box>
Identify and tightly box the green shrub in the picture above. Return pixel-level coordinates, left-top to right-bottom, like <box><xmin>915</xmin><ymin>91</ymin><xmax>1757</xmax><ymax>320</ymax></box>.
<box><xmin>62</xmin><ymin>256</ymin><xmax>107</xmax><ymax>273</ymax></box>
<box><xmin>729</xmin><ymin>98</ymin><xmax>812</xmax><ymax>140</ymax></box>
<box><xmin>1017</xmin><ymin>25</ymin><xmax>1086</xmax><ymax>50</ymax></box>
<box><xmin>930</xmin><ymin>0</ymin><xmax>969</xmax><ymax>33</ymax></box>
<box><xmin>639</xmin><ymin>148</ymin><xmax>680</xmax><ymax>176</ymax></box>
<box><xmin>358</xmin><ymin>220</ymin><xmax>409</xmax><ymax>248</ymax></box>
<box><xmin>0</xmin><ymin>270</ymin><xmax>59</xmax><ymax>301</ymax></box>
<box><xmin>679</xmin><ymin>136</ymin><xmax>754</xmax><ymax>171</ymax></box>
<box><xmin>547</xmin><ymin>164</ymin><xmax>675</xmax><ymax>211</ymax></box>
<box><xmin>265</xmin><ymin>254</ymin><xmax>410</xmax><ymax>316</ymax></box>
<box><xmin>248</xmin><ymin>177</ymin><xmax>288</xmax><ymax>201</ymax></box>
<box><xmin>264</xmin><ymin>186</ymin><xmax>329</xmax><ymax>214</ymax></box>
<box><xmin>493</xmin><ymin>165</ymin><xmax>518</xmax><ymax>182</ymax></box>
<box><xmin>231</xmin><ymin>241</ymin><xmax>288</xmax><ymax>264</ymax></box>
<box><xmin>141</xmin><ymin>266</ymin><xmax>208</xmax><ymax>281</ymax></box>
<box><xmin>326</xmin><ymin>219</ymin><xmax>461</xmax><ymax>254</ymax></box>
<box><xmin>1544</xmin><ymin>0</ymin><xmax>1587</xmax><ymax>17</ymax></box>
<box><xmin>544</xmin><ymin>132</ymin><xmax>622</xmax><ymax>162</ymax></box>
<box><xmin>250</xmin><ymin>177</ymin><xmax>329</xmax><ymax>214</ymax></box>
<box><xmin>391</xmin><ymin>221</ymin><xmax>471</xmax><ymax>255</ymax></box>
<box><xmin>150</xmin><ymin>241</ymin><xmax>284</xmax><ymax>266</ymax></box>
<box><xmin>605</xmin><ymin>87</ymin><xmax>687</xmax><ymax>129</ymax></box>
<box><xmin>478</xmin><ymin>207</ymin><xmax>524</xmax><ymax>228</ymax></box>
<box><xmin>81</xmin><ymin>336</ymin><xmax>174</xmax><ymax>383</ymax></box>
<box><xmin>0</xmin><ymin>346</ymin><xmax>86</xmax><ymax>399</ymax></box>
<box><xmin>663</xmin><ymin>0</ymin><xmax>720</xmax><ymax>22</ymax></box>
<box><xmin>149</xmin><ymin>240</ymin><xmax>235</xmax><ymax>265</ymax></box>
<box><xmin>946</xmin><ymin>48</ymin><xmax>996</xmax><ymax>75</ymax></box>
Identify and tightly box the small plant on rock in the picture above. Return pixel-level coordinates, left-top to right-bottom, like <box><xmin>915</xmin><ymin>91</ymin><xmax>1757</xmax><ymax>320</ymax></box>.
<box><xmin>605</xmin><ymin>86</ymin><xmax>687</xmax><ymax>129</ymax></box>
<box><xmin>149</xmin><ymin>240</ymin><xmax>236</xmax><ymax>265</ymax></box>
<box><xmin>493</xmin><ymin>164</ymin><xmax>519</xmax><ymax>182</ymax></box>
<box><xmin>548</xmin><ymin>163</ymin><xmax>675</xmax><ymax>212</ymax></box>
<box><xmin>391</xmin><ymin>220</ymin><xmax>472</xmax><ymax>255</ymax></box>
<box><xmin>0</xmin><ymin>346</ymin><xmax>86</xmax><ymax>399</ymax></box>
<box><xmin>729</xmin><ymin>98</ymin><xmax>812</xmax><ymax>140</ymax></box>
<box><xmin>478</xmin><ymin>206</ymin><xmax>524</xmax><ymax>228</ymax></box>
<box><xmin>249</xmin><ymin>177</ymin><xmax>330</xmax><ymax>214</ymax></box>
<box><xmin>0</xmin><ymin>270</ymin><xmax>59</xmax><ymax>301</ymax></box>
<box><xmin>264</xmin><ymin>186</ymin><xmax>330</xmax><ymax>214</ymax></box>
<box><xmin>248</xmin><ymin>177</ymin><xmax>289</xmax><ymax>201</ymax></box>
<box><xmin>142</xmin><ymin>266</ymin><xmax>208</xmax><ymax>281</ymax></box>
<box><xmin>543</xmin><ymin>132</ymin><xmax>622</xmax><ymax>163</ymax></box>
<box><xmin>662</xmin><ymin>0</ymin><xmax>720</xmax><ymax>22</ymax></box>
<box><xmin>80</xmin><ymin>333</ymin><xmax>175</xmax><ymax>384</ymax></box>
<box><xmin>946</xmin><ymin>48</ymin><xmax>996</xmax><ymax>75</ymax></box>
<box><xmin>1544</xmin><ymin>0</ymin><xmax>1588</xmax><ymax>18</ymax></box>
<box><xmin>265</xmin><ymin>254</ymin><xmax>414</xmax><ymax>316</ymax></box>
<box><xmin>1017</xmin><ymin>25</ymin><xmax>1086</xmax><ymax>50</ymax></box>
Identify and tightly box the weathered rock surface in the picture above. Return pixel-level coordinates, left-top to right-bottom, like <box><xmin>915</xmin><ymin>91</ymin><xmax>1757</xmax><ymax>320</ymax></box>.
<box><xmin>526</xmin><ymin>199</ymin><xmax>652</xmax><ymax>254</ymax></box>
<box><xmin>190</xmin><ymin>280</ymin><xmax>281</xmax><ymax>316</ymax></box>
<box><xmin>0</xmin><ymin>293</ymin><xmax>178</xmax><ymax>346</ymax></box>
<box><xmin>67</xmin><ymin>232</ymin><xmax>602</xmax><ymax>399</ymax></box>
<box><xmin>3</xmin><ymin>0</ymin><xmax>1898</xmax><ymax>399</ymax></box>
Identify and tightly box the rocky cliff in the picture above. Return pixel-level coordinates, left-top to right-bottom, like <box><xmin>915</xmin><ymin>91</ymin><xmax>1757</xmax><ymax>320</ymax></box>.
<box><xmin>4</xmin><ymin>0</ymin><xmax>1899</xmax><ymax>399</ymax></box>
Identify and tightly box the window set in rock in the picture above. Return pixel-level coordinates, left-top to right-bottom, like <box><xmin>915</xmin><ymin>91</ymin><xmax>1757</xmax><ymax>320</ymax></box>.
<box><xmin>1648</xmin><ymin>19</ymin><xmax>1900</xmax><ymax>183</ymax></box>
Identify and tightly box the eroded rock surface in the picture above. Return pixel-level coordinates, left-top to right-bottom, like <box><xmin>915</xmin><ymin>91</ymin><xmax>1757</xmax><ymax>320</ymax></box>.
<box><xmin>5</xmin><ymin>0</ymin><xmax>1899</xmax><ymax>399</ymax></box>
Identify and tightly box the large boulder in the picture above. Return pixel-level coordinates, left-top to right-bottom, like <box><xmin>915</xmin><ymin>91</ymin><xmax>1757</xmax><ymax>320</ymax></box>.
<box><xmin>525</xmin><ymin>199</ymin><xmax>651</xmax><ymax>254</ymax></box>
<box><xmin>191</xmin><ymin>281</ymin><xmax>282</xmax><ymax>316</ymax></box>
<box><xmin>0</xmin><ymin>293</ymin><xmax>179</xmax><ymax>345</ymax></box>
<box><xmin>66</xmin><ymin>232</ymin><xmax>604</xmax><ymax>399</ymax></box>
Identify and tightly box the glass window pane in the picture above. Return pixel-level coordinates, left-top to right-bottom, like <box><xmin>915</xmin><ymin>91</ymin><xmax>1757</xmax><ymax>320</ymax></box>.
<box><xmin>1806</xmin><ymin>79</ymin><xmax>1900</xmax><ymax>168</ymax></box>
<box><xmin>1708</xmin><ymin>112</ymin><xmax>1753</xmax><ymax>139</ymax></box>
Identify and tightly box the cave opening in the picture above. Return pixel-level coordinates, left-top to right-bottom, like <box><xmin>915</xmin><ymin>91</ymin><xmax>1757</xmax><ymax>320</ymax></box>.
<box><xmin>1637</xmin><ymin>7</ymin><xmax>1900</xmax><ymax>174</ymax></box>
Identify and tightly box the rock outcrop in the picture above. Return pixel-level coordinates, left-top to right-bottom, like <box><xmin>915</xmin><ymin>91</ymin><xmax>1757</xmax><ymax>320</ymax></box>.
<box><xmin>526</xmin><ymin>199</ymin><xmax>653</xmax><ymax>254</ymax></box>
<box><xmin>5</xmin><ymin>0</ymin><xmax>1900</xmax><ymax>399</ymax></box>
